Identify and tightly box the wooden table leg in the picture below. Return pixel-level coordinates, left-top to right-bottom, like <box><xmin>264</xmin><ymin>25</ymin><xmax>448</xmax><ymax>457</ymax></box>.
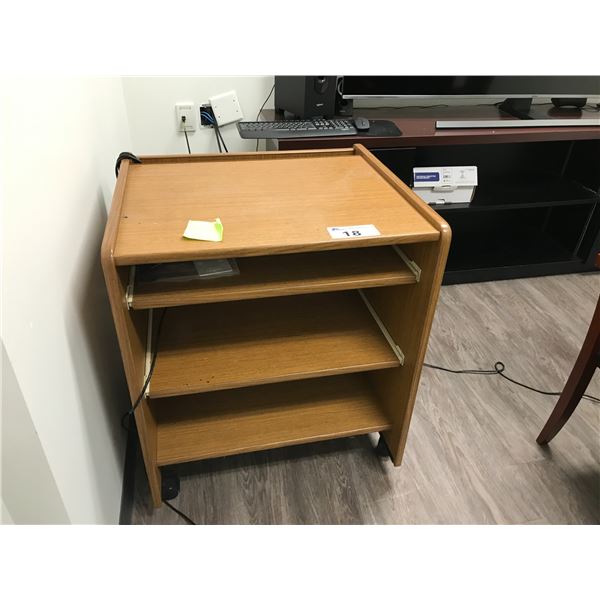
<box><xmin>537</xmin><ymin>295</ymin><xmax>600</xmax><ymax>445</ymax></box>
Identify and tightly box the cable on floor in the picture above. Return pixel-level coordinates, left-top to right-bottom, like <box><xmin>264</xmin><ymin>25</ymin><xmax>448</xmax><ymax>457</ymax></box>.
<box><xmin>120</xmin><ymin>307</ymin><xmax>169</xmax><ymax>431</ymax></box>
<box><xmin>163</xmin><ymin>499</ymin><xmax>196</xmax><ymax>525</ymax></box>
<box><xmin>423</xmin><ymin>361</ymin><xmax>600</xmax><ymax>404</ymax></box>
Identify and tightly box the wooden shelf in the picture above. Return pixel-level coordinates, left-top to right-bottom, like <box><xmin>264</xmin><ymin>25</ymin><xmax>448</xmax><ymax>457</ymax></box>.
<box><xmin>113</xmin><ymin>152</ymin><xmax>439</xmax><ymax>265</ymax></box>
<box><xmin>132</xmin><ymin>246</ymin><xmax>416</xmax><ymax>309</ymax></box>
<box><xmin>102</xmin><ymin>146</ymin><xmax>451</xmax><ymax>507</ymax></box>
<box><xmin>150</xmin><ymin>291</ymin><xmax>400</xmax><ymax>398</ymax></box>
<box><xmin>152</xmin><ymin>373</ymin><xmax>392</xmax><ymax>466</ymax></box>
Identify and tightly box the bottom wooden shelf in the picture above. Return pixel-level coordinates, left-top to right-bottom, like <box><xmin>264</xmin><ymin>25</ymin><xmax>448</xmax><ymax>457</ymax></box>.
<box><xmin>152</xmin><ymin>373</ymin><xmax>392</xmax><ymax>466</ymax></box>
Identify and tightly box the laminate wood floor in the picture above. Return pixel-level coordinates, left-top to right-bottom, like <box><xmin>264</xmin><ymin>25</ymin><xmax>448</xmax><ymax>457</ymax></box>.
<box><xmin>130</xmin><ymin>273</ymin><xmax>600</xmax><ymax>524</ymax></box>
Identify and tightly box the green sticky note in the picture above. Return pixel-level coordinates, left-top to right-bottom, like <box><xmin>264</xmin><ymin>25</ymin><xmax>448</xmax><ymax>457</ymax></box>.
<box><xmin>183</xmin><ymin>218</ymin><xmax>223</xmax><ymax>242</ymax></box>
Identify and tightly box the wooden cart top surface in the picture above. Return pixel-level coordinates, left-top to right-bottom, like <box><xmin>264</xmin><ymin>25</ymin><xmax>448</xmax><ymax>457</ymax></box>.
<box><xmin>109</xmin><ymin>146</ymin><xmax>443</xmax><ymax>265</ymax></box>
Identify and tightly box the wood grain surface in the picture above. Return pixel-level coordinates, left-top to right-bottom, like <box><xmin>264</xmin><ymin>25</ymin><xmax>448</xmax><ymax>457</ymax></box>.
<box><xmin>270</xmin><ymin>105</ymin><xmax>600</xmax><ymax>150</ymax></box>
<box><xmin>152</xmin><ymin>374</ymin><xmax>392</xmax><ymax>466</ymax></box>
<box><xmin>100</xmin><ymin>160</ymin><xmax>162</xmax><ymax>506</ymax></box>
<box><xmin>132</xmin><ymin>272</ymin><xmax>600</xmax><ymax>524</ymax></box>
<box><xmin>132</xmin><ymin>246</ymin><xmax>416</xmax><ymax>309</ymax></box>
<box><xmin>150</xmin><ymin>291</ymin><xmax>401</xmax><ymax>398</ymax></box>
<box><xmin>355</xmin><ymin>145</ymin><xmax>451</xmax><ymax>465</ymax></box>
<box><xmin>113</xmin><ymin>150</ymin><xmax>439</xmax><ymax>265</ymax></box>
<box><xmin>106</xmin><ymin>146</ymin><xmax>449</xmax><ymax>508</ymax></box>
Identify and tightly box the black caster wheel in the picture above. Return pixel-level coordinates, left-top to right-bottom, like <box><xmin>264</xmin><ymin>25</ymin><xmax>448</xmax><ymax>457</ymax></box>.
<box><xmin>161</xmin><ymin>468</ymin><xmax>180</xmax><ymax>501</ymax></box>
<box><xmin>375</xmin><ymin>434</ymin><xmax>392</xmax><ymax>459</ymax></box>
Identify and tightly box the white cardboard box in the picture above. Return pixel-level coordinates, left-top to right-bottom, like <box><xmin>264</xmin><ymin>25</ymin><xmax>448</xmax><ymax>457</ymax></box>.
<box><xmin>412</xmin><ymin>166</ymin><xmax>478</xmax><ymax>205</ymax></box>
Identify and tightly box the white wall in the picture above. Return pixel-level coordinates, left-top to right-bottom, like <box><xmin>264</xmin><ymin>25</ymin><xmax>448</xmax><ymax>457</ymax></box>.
<box><xmin>1</xmin><ymin>77</ymin><xmax>132</xmax><ymax>524</ymax></box>
<box><xmin>122</xmin><ymin>77</ymin><xmax>599</xmax><ymax>158</ymax></box>
<box><xmin>122</xmin><ymin>76</ymin><xmax>274</xmax><ymax>155</ymax></box>
<box><xmin>1</xmin><ymin>498</ymin><xmax>13</xmax><ymax>524</ymax></box>
<box><xmin>2</xmin><ymin>341</ymin><xmax>69</xmax><ymax>523</ymax></box>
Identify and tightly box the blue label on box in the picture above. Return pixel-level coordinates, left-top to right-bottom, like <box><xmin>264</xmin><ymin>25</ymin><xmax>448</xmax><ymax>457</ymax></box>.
<box><xmin>414</xmin><ymin>172</ymin><xmax>440</xmax><ymax>182</ymax></box>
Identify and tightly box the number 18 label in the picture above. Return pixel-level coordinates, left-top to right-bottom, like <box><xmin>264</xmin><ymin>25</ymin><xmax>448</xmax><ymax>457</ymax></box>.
<box><xmin>327</xmin><ymin>224</ymin><xmax>381</xmax><ymax>239</ymax></box>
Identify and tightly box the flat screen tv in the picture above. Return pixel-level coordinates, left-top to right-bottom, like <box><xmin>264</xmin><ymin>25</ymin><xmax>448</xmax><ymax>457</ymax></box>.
<box><xmin>342</xmin><ymin>76</ymin><xmax>600</xmax><ymax>100</ymax></box>
<box><xmin>342</xmin><ymin>76</ymin><xmax>600</xmax><ymax>125</ymax></box>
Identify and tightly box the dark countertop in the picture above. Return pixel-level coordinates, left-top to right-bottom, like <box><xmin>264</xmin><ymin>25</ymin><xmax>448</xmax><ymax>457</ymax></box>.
<box><xmin>264</xmin><ymin>105</ymin><xmax>600</xmax><ymax>149</ymax></box>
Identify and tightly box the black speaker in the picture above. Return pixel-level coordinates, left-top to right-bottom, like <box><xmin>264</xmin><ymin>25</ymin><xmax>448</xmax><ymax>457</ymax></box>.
<box><xmin>551</xmin><ymin>97</ymin><xmax>587</xmax><ymax>109</ymax></box>
<box><xmin>335</xmin><ymin>77</ymin><xmax>353</xmax><ymax>117</ymax></box>
<box><xmin>274</xmin><ymin>76</ymin><xmax>337</xmax><ymax>118</ymax></box>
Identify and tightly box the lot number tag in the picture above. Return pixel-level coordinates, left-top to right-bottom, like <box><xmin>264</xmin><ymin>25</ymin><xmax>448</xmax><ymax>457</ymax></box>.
<box><xmin>327</xmin><ymin>224</ymin><xmax>381</xmax><ymax>239</ymax></box>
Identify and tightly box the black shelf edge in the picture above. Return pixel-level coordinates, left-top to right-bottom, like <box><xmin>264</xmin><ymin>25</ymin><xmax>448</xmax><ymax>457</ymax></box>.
<box><xmin>417</xmin><ymin>173</ymin><xmax>600</xmax><ymax>213</ymax></box>
<box><xmin>443</xmin><ymin>259</ymin><xmax>592</xmax><ymax>285</ymax></box>
<box><xmin>432</xmin><ymin>196</ymin><xmax>600</xmax><ymax>213</ymax></box>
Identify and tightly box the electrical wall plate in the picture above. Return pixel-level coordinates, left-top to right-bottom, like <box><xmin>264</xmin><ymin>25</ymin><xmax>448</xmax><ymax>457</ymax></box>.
<box><xmin>208</xmin><ymin>90</ymin><xmax>244</xmax><ymax>126</ymax></box>
<box><xmin>175</xmin><ymin>102</ymin><xmax>197</xmax><ymax>132</ymax></box>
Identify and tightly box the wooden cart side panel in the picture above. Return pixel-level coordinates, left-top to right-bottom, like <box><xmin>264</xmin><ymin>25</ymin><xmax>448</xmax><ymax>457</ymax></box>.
<box><xmin>100</xmin><ymin>159</ymin><xmax>162</xmax><ymax>506</ymax></box>
<box><xmin>101</xmin><ymin>161</ymin><xmax>150</xmax><ymax>399</ymax></box>
<box><xmin>356</xmin><ymin>142</ymin><xmax>451</xmax><ymax>464</ymax></box>
<box><xmin>365</xmin><ymin>239</ymin><xmax>450</xmax><ymax>464</ymax></box>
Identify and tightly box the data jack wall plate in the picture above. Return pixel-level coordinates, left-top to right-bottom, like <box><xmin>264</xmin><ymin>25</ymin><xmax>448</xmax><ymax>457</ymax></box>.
<box><xmin>175</xmin><ymin>102</ymin><xmax>197</xmax><ymax>132</ymax></box>
<box><xmin>208</xmin><ymin>90</ymin><xmax>244</xmax><ymax>126</ymax></box>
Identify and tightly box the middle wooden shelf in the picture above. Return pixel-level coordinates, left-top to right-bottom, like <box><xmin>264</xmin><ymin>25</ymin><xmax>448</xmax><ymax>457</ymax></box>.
<box><xmin>131</xmin><ymin>245</ymin><xmax>416</xmax><ymax>309</ymax></box>
<box><xmin>149</xmin><ymin>290</ymin><xmax>402</xmax><ymax>398</ymax></box>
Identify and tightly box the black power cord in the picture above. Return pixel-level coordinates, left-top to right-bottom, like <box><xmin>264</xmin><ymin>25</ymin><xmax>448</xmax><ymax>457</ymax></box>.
<box><xmin>120</xmin><ymin>307</ymin><xmax>169</xmax><ymax>431</ymax></box>
<box><xmin>255</xmin><ymin>83</ymin><xmax>275</xmax><ymax>151</ymax></box>
<box><xmin>181</xmin><ymin>116</ymin><xmax>192</xmax><ymax>154</ymax></box>
<box><xmin>163</xmin><ymin>499</ymin><xmax>196</xmax><ymax>525</ymax></box>
<box><xmin>214</xmin><ymin>124</ymin><xmax>223</xmax><ymax>153</ymax></box>
<box><xmin>200</xmin><ymin>108</ymin><xmax>228</xmax><ymax>153</ymax></box>
<box><xmin>116</xmin><ymin>304</ymin><xmax>195</xmax><ymax>525</ymax></box>
<box><xmin>424</xmin><ymin>361</ymin><xmax>600</xmax><ymax>404</ymax></box>
<box><xmin>213</xmin><ymin>122</ymin><xmax>228</xmax><ymax>152</ymax></box>
<box><xmin>115</xmin><ymin>152</ymin><xmax>142</xmax><ymax>178</ymax></box>
<box><xmin>219</xmin><ymin>129</ymin><xmax>228</xmax><ymax>152</ymax></box>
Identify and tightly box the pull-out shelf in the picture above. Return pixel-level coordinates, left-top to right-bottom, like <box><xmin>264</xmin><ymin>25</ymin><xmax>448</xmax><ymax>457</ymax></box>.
<box><xmin>130</xmin><ymin>246</ymin><xmax>418</xmax><ymax>309</ymax></box>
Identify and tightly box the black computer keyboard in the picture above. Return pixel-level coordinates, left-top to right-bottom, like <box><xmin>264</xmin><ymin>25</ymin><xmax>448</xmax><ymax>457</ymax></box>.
<box><xmin>237</xmin><ymin>119</ymin><xmax>357</xmax><ymax>139</ymax></box>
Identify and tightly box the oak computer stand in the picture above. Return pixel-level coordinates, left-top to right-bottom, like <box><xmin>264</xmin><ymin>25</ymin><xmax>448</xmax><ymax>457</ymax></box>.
<box><xmin>101</xmin><ymin>144</ymin><xmax>450</xmax><ymax>507</ymax></box>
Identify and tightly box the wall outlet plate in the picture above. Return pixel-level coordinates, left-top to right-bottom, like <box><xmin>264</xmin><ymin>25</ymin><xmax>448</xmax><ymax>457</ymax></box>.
<box><xmin>175</xmin><ymin>102</ymin><xmax>197</xmax><ymax>132</ymax></box>
<box><xmin>208</xmin><ymin>91</ymin><xmax>244</xmax><ymax>126</ymax></box>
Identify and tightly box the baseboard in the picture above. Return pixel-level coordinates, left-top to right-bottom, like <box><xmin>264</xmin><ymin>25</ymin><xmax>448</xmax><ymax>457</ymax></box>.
<box><xmin>119</xmin><ymin>422</ymin><xmax>138</xmax><ymax>525</ymax></box>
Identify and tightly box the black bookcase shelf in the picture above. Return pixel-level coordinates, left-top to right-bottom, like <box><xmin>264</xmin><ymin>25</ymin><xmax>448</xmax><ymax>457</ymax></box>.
<box><xmin>435</xmin><ymin>175</ymin><xmax>600</xmax><ymax>213</ymax></box>
<box><xmin>372</xmin><ymin>138</ymin><xmax>600</xmax><ymax>284</ymax></box>
<box><xmin>446</xmin><ymin>229</ymin><xmax>575</xmax><ymax>271</ymax></box>
<box><xmin>441</xmin><ymin>203</ymin><xmax>597</xmax><ymax>283</ymax></box>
